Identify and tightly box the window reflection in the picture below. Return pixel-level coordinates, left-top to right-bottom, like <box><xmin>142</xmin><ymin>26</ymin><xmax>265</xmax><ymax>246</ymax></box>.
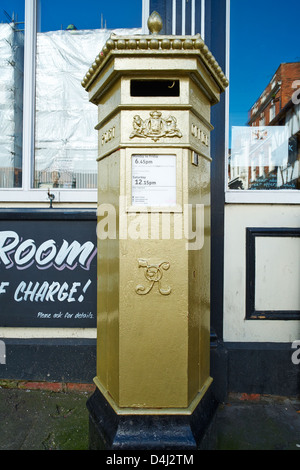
<box><xmin>228</xmin><ymin>0</ymin><xmax>300</xmax><ymax>193</ymax></box>
<box><xmin>229</xmin><ymin>62</ymin><xmax>300</xmax><ymax>191</ymax></box>
<box><xmin>0</xmin><ymin>3</ymin><xmax>24</xmax><ymax>188</ymax></box>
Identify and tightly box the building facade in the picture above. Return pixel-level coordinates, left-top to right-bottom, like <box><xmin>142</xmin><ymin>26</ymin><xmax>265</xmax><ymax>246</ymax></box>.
<box><xmin>248</xmin><ymin>62</ymin><xmax>300</xmax><ymax>127</ymax></box>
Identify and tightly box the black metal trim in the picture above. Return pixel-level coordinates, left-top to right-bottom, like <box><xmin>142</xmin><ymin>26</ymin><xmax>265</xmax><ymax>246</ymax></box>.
<box><xmin>185</xmin><ymin>0</ymin><xmax>192</xmax><ymax>34</ymax></box>
<box><xmin>246</xmin><ymin>227</ymin><xmax>300</xmax><ymax>320</ymax></box>
<box><xmin>224</xmin><ymin>341</ymin><xmax>300</xmax><ymax>396</ymax></box>
<box><xmin>0</xmin><ymin>338</ymin><xmax>96</xmax><ymax>383</ymax></box>
<box><xmin>87</xmin><ymin>386</ymin><xmax>218</xmax><ymax>450</ymax></box>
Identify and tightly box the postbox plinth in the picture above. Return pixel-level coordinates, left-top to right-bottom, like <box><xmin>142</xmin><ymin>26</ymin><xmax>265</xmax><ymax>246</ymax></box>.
<box><xmin>83</xmin><ymin>12</ymin><xmax>228</xmax><ymax>449</ymax></box>
<box><xmin>87</xmin><ymin>383</ymin><xmax>218</xmax><ymax>450</ymax></box>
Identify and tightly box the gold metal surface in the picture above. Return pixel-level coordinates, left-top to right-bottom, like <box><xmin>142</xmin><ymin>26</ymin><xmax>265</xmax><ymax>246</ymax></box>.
<box><xmin>129</xmin><ymin>111</ymin><xmax>183</xmax><ymax>141</ymax></box>
<box><xmin>82</xmin><ymin>41</ymin><xmax>228</xmax><ymax>97</ymax></box>
<box><xmin>135</xmin><ymin>259</ymin><xmax>172</xmax><ymax>296</ymax></box>
<box><xmin>85</xmin><ymin>13</ymin><xmax>228</xmax><ymax>413</ymax></box>
<box><xmin>147</xmin><ymin>11</ymin><xmax>163</xmax><ymax>35</ymax></box>
<box><xmin>93</xmin><ymin>375</ymin><xmax>213</xmax><ymax>416</ymax></box>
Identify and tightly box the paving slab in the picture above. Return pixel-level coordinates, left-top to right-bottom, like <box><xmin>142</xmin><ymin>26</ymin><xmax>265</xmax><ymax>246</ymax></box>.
<box><xmin>0</xmin><ymin>386</ymin><xmax>299</xmax><ymax>451</ymax></box>
<box><xmin>0</xmin><ymin>387</ymin><xmax>90</xmax><ymax>450</ymax></box>
<box><xmin>210</xmin><ymin>394</ymin><xmax>300</xmax><ymax>450</ymax></box>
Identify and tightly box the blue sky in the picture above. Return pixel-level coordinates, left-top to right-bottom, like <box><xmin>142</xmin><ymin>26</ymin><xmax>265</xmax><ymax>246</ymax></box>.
<box><xmin>1</xmin><ymin>0</ymin><xmax>299</xmax><ymax>130</ymax></box>
<box><xmin>38</xmin><ymin>0</ymin><xmax>143</xmax><ymax>31</ymax></box>
<box><xmin>0</xmin><ymin>0</ymin><xmax>142</xmax><ymax>30</ymax></box>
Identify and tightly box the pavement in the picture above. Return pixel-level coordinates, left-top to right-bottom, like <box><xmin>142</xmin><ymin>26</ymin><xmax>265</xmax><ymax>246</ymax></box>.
<box><xmin>0</xmin><ymin>381</ymin><xmax>299</xmax><ymax>451</ymax></box>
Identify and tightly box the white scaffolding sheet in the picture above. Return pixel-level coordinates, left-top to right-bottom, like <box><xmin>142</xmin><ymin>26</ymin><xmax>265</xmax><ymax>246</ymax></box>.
<box><xmin>35</xmin><ymin>28</ymin><xmax>141</xmax><ymax>189</ymax></box>
<box><xmin>0</xmin><ymin>23</ymin><xmax>24</xmax><ymax>188</ymax></box>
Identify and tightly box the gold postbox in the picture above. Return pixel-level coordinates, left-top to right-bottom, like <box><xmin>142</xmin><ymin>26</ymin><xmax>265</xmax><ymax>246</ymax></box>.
<box><xmin>83</xmin><ymin>13</ymin><xmax>228</xmax><ymax>415</ymax></box>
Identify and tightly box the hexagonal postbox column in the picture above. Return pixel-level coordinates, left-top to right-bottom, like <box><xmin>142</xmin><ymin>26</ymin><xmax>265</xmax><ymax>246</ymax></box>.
<box><xmin>83</xmin><ymin>13</ymin><xmax>228</xmax><ymax>449</ymax></box>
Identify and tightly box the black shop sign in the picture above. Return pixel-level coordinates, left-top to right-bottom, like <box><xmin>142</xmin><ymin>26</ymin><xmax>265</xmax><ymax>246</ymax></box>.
<box><xmin>0</xmin><ymin>210</ymin><xmax>97</xmax><ymax>327</ymax></box>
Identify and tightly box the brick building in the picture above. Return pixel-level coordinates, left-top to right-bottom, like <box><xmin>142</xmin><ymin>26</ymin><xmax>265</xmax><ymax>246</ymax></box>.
<box><xmin>247</xmin><ymin>62</ymin><xmax>300</xmax><ymax>190</ymax></box>
<box><xmin>229</xmin><ymin>62</ymin><xmax>300</xmax><ymax>191</ymax></box>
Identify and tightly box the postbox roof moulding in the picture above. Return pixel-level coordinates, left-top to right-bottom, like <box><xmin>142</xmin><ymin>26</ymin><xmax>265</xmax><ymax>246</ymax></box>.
<box><xmin>81</xmin><ymin>12</ymin><xmax>228</xmax><ymax>98</ymax></box>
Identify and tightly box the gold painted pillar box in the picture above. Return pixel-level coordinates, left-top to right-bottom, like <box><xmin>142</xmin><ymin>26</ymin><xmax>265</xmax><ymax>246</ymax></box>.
<box><xmin>83</xmin><ymin>13</ymin><xmax>228</xmax><ymax>424</ymax></box>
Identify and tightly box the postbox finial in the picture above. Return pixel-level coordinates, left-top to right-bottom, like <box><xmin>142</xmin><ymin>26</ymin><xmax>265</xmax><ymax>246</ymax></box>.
<box><xmin>147</xmin><ymin>11</ymin><xmax>163</xmax><ymax>35</ymax></box>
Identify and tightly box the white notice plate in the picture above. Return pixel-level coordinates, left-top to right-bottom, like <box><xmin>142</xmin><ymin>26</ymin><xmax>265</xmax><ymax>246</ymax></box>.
<box><xmin>132</xmin><ymin>154</ymin><xmax>176</xmax><ymax>207</ymax></box>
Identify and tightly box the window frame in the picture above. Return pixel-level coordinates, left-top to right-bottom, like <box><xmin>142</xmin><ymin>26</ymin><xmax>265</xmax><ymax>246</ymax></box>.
<box><xmin>4</xmin><ymin>0</ymin><xmax>298</xmax><ymax>204</ymax></box>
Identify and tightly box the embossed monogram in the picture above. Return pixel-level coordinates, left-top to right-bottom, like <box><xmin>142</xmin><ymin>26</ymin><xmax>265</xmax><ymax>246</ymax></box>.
<box><xmin>130</xmin><ymin>111</ymin><xmax>182</xmax><ymax>142</ymax></box>
<box><xmin>135</xmin><ymin>259</ymin><xmax>172</xmax><ymax>296</ymax></box>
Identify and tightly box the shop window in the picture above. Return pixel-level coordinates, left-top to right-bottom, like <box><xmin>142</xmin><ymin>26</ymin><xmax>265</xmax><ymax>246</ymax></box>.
<box><xmin>0</xmin><ymin>1</ymin><xmax>25</xmax><ymax>188</ymax></box>
<box><xmin>0</xmin><ymin>0</ymin><xmax>142</xmax><ymax>200</ymax></box>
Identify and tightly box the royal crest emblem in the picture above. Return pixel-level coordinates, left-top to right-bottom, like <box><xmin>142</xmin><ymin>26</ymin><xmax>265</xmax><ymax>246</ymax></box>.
<box><xmin>130</xmin><ymin>111</ymin><xmax>182</xmax><ymax>142</ymax></box>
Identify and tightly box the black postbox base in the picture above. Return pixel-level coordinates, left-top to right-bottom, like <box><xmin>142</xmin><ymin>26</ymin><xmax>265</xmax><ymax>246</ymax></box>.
<box><xmin>86</xmin><ymin>387</ymin><xmax>218</xmax><ymax>450</ymax></box>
